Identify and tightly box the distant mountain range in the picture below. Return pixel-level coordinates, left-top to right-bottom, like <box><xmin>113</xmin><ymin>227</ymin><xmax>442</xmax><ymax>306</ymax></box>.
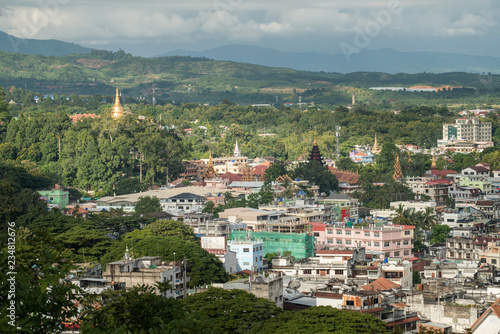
<box><xmin>159</xmin><ymin>45</ymin><xmax>500</xmax><ymax>74</ymax></box>
<box><xmin>1</xmin><ymin>29</ymin><xmax>499</xmax><ymax>74</ymax></box>
<box><xmin>0</xmin><ymin>30</ymin><xmax>91</xmax><ymax>56</ymax></box>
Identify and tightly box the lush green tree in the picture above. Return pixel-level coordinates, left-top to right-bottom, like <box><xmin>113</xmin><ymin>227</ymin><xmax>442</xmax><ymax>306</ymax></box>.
<box><xmin>102</xmin><ymin>235</ymin><xmax>228</xmax><ymax>288</ymax></box>
<box><xmin>182</xmin><ymin>287</ymin><xmax>282</xmax><ymax>334</ymax></box>
<box><xmin>134</xmin><ymin>195</ymin><xmax>162</xmax><ymax>214</ymax></box>
<box><xmin>264</xmin><ymin>161</ymin><xmax>288</xmax><ymax>182</ymax></box>
<box><xmin>80</xmin><ymin>285</ymin><xmax>207</xmax><ymax>334</ymax></box>
<box><xmin>292</xmin><ymin>160</ymin><xmax>338</xmax><ymax>196</ymax></box>
<box><xmin>257</xmin><ymin>306</ymin><xmax>387</xmax><ymax>334</ymax></box>
<box><xmin>0</xmin><ymin>229</ymin><xmax>83</xmax><ymax>333</ymax></box>
<box><xmin>413</xmin><ymin>271</ymin><xmax>422</xmax><ymax>285</ymax></box>
<box><xmin>430</xmin><ymin>225</ymin><xmax>451</xmax><ymax>244</ymax></box>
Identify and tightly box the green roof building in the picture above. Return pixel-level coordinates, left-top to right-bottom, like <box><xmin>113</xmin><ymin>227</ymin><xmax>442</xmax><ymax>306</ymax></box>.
<box><xmin>231</xmin><ymin>230</ymin><xmax>315</xmax><ymax>260</ymax></box>
<box><xmin>38</xmin><ymin>186</ymin><xmax>70</xmax><ymax>209</ymax></box>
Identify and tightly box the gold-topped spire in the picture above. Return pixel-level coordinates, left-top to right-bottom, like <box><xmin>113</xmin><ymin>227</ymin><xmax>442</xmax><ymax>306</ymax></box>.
<box><xmin>313</xmin><ymin>137</ymin><xmax>318</xmax><ymax>146</ymax></box>
<box><xmin>431</xmin><ymin>151</ymin><xmax>438</xmax><ymax>170</ymax></box>
<box><xmin>203</xmin><ymin>152</ymin><xmax>217</xmax><ymax>180</ymax></box>
<box><xmin>372</xmin><ymin>135</ymin><xmax>381</xmax><ymax>154</ymax></box>
<box><xmin>112</xmin><ymin>87</ymin><xmax>124</xmax><ymax>118</ymax></box>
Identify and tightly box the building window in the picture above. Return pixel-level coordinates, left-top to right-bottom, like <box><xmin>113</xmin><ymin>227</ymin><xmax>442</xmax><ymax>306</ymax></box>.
<box><xmin>374</xmin><ymin>242</ymin><xmax>380</xmax><ymax>247</ymax></box>
<box><xmin>243</xmin><ymin>248</ymin><xmax>249</xmax><ymax>252</ymax></box>
<box><xmin>345</xmin><ymin>231</ymin><xmax>351</xmax><ymax>236</ymax></box>
<box><xmin>243</xmin><ymin>262</ymin><xmax>250</xmax><ymax>266</ymax></box>
<box><xmin>336</xmin><ymin>230</ymin><xmax>342</xmax><ymax>235</ymax></box>
<box><xmin>374</xmin><ymin>233</ymin><xmax>380</xmax><ymax>237</ymax></box>
<box><xmin>260</xmin><ymin>246</ymin><xmax>262</xmax><ymax>251</ymax></box>
<box><xmin>327</xmin><ymin>229</ymin><xmax>333</xmax><ymax>235</ymax></box>
<box><xmin>394</xmin><ymin>251</ymin><xmax>400</xmax><ymax>257</ymax></box>
<box><xmin>366</xmin><ymin>242</ymin><xmax>371</xmax><ymax>246</ymax></box>
<box><xmin>449</xmin><ymin>252</ymin><xmax>454</xmax><ymax>257</ymax></box>
<box><xmin>346</xmin><ymin>240</ymin><xmax>352</xmax><ymax>245</ymax></box>
<box><xmin>405</xmin><ymin>231</ymin><xmax>410</xmax><ymax>235</ymax></box>
<box><xmin>385</xmin><ymin>252</ymin><xmax>391</xmax><ymax>258</ymax></box>
<box><xmin>492</xmin><ymin>259</ymin><xmax>497</xmax><ymax>265</ymax></box>
<box><xmin>364</xmin><ymin>232</ymin><xmax>370</xmax><ymax>237</ymax></box>
<box><xmin>346</xmin><ymin>300</ymin><xmax>354</xmax><ymax>306</ymax></box>
<box><xmin>327</xmin><ymin>239</ymin><xmax>333</xmax><ymax>244</ymax></box>
<box><xmin>304</xmin><ymin>269</ymin><xmax>312</xmax><ymax>274</ymax></box>
<box><xmin>335</xmin><ymin>270</ymin><xmax>344</xmax><ymax>275</ymax></box>
<box><xmin>404</xmin><ymin>240</ymin><xmax>409</xmax><ymax>245</ymax></box>
<box><xmin>314</xmin><ymin>232</ymin><xmax>320</xmax><ymax>237</ymax></box>
<box><xmin>336</xmin><ymin>240</ymin><xmax>343</xmax><ymax>245</ymax></box>
<box><xmin>404</xmin><ymin>250</ymin><xmax>409</xmax><ymax>256</ymax></box>
<box><xmin>384</xmin><ymin>242</ymin><xmax>390</xmax><ymax>248</ymax></box>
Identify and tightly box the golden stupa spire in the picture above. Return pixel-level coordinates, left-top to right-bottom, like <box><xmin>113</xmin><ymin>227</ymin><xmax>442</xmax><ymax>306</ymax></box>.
<box><xmin>313</xmin><ymin>137</ymin><xmax>318</xmax><ymax>146</ymax></box>
<box><xmin>431</xmin><ymin>151</ymin><xmax>438</xmax><ymax>170</ymax></box>
<box><xmin>203</xmin><ymin>152</ymin><xmax>217</xmax><ymax>179</ymax></box>
<box><xmin>393</xmin><ymin>154</ymin><xmax>403</xmax><ymax>181</ymax></box>
<box><xmin>372</xmin><ymin>135</ymin><xmax>381</xmax><ymax>154</ymax></box>
<box><xmin>112</xmin><ymin>87</ymin><xmax>124</xmax><ymax>118</ymax></box>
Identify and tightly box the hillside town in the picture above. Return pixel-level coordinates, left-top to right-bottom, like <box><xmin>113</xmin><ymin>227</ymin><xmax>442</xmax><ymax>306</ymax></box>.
<box><xmin>31</xmin><ymin>104</ymin><xmax>500</xmax><ymax>333</ymax></box>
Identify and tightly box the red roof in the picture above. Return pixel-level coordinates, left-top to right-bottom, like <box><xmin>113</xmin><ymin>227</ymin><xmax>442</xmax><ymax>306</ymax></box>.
<box><xmin>360</xmin><ymin>306</ymin><xmax>386</xmax><ymax>314</ymax></box>
<box><xmin>329</xmin><ymin>168</ymin><xmax>360</xmax><ymax>184</ymax></box>
<box><xmin>386</xmin><ymin>316</ymin><xmax>420</xmax><ymax>327</ymax></box>
<box><xmin>253</xmin><ymin>161</ymin><xmax>272</xmax><ymax>175</ymax></box>
<box><xmin>317</xmin><ymin>250</ymin><xmax>353</xmax><ymax>255</ymax></box>
<box><xmin>312</xmin><ymin>222</ymin><xmax>326</xmax><ymax>232</ymax></box>
<box><xmin>430</xmin><ymin>170</ymin><xmax>456</xmax><ymax>178</ymax></box>
<box><xmin>218</xmin><ymin>172</ymin><xmax>242</xmax><ymax>183</ymax></box>
<box><xmin>360</xmin><ymin>277</ymin><xmax>400</xmax><ymax>291</ymax></box>
<box><xmin>476</xmin><ymin>201</ymin><xmax>494</xmax><ymax>206</ymax></box>
<box><xmin>315</xmin><ymin>292</ymin><xmax>343</xmax><ymax>299</ymax></box>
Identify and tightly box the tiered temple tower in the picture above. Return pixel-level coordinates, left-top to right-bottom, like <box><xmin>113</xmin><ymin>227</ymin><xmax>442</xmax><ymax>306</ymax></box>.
<box><xmin>393</xmin><ymin>154</ymin><xmax>403</xmax><ymax>181</ymax></box>
<box><xmin>308</xmin><ymin>137</ymin><xmax>324</xmax><ymax>166</ymax></box>
<box><xmin>112</xmin><ymin>87</ymin><xmax>124</xmax><ymax>118</ymax></box>
<box><xmin>203</xmin><ymin>153</ymin><xmax>217</xmax><ymax>179</ymax></box>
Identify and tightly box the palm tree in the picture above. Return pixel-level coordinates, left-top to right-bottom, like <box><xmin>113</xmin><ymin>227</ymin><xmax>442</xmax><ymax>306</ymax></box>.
<box><xmin>391</xmin><ymin>204</ymin><xmax>411</xmax><ymax>225</ymax></box>
<box><xmin>421</xmin><ymin>207</ymin><xmax>437</xmax><ymax>230</ymax></box>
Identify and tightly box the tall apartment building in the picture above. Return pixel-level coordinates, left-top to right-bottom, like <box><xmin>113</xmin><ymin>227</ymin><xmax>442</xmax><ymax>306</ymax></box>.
<box><xmin>320</xmin><ymin>223</ymin><xmax>414</xmax><ymax>259</ymax></box>
<box><xmin>438</xmin><ymin>117</ymin><xmax>493</xmax><ymax>152</ymax></box>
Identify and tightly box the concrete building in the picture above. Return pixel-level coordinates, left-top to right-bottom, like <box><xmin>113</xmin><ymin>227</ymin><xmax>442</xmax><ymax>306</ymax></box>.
<box><xmin>212</xmin><ymin>272</ymin><xmax>284</xmax><ymax>308</ymax></box>
<box><xmin>323</xmin><ymin>223</ymin><xmax>414</xmax><ymax>259</ymax></box>
<box><xmin>160</xmin><ymin>192</ymin><xmax>206</xmax><ymax>213</ymax></box>
<box><xmin>381</xmin><ymin>259</ymin><xmax>413</xmax><ymax>289</ymax></box>
<box><xmin>38</xmin><ymin>185</ymin><xmax>69</xmax><ymax>209</ymax></box>
<box><xmin>439</xmin><ymin>117</ymin><xmax>493</xmax><ymax>152</ymax></box>
<box><xmin>318</xmin><ymin>193</ymin><xmax>360</xmax><ymax>220</ymax></box>
<box><xmin>228</xmin><ymin>238</ymin><xmax>264</xmax><ymax>272</ymax></box>
<box><xmin>183</xmin><ymin>213</ymin><xmax>230</xmax><ymax>237</ymax></box>
<box><xmin>200</xmin><ymin>236</ymin><xmax>238</xmax><ymax>274</ymax></box>
<box><xmin>446</xmin><ymin>237</ymin><xmax>480</xmax><ymax>262</ymax></box>
<box><xmin>292</xmin><ymin>249</ymin><xmax>364</xmax><ymax>283</ymax></box>
<box><xmin>103</xmin><ymin>254</ymin><xmax>189</xmax><ymax>299</ymax></box>
<box><xmin>479</xmin><ymin>240</ymin><xmax>500</xmax><ymax>267</ymax></box>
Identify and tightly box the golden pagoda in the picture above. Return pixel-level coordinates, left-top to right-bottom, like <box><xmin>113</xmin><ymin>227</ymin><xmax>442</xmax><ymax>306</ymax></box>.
<box><xmin>430</xmin><ymin>152</ymin><xmax>438</xmax><ymax>170</ymax></box>
<box><xmin>393</xmin><ymin>154</ymin><xmax>403</xmax><ymax>181</ymax></box>
<box><xmin>372</xmin><ymin>135</ymin><xmax>381</xmax><ymax>154</ymax></box>
<box><xmin>203</xmin><ymin>152</ymin><xmax>217</xmax><ymax>180</ymax></box>
<box><xmin>241</xmin><ymin>163</ymin><xmax>254</xmax><ymax>181</ymax></box>
<box><xmin>112</xmin><ymin>87</ymin><xmax>124</xmax><ymax>118</ymax></box>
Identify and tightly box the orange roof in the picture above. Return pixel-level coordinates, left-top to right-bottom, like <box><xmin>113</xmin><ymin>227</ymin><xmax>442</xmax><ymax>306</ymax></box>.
<box><xmin>360</xmin><ymin>277</ymin><xmax>400</xmax><ymax>291</ymax></box>
<box><xmin>330</xmin><ymin>169</ymin><xmax>359</xmax><ymax>184</ymax></box>
<box><xmin>253</xmin><ymin>161</ymin><xmax>272</xmax><ymax>175</ymax></box>
<box><xmin>469</xmin><ymin>297</ymin><xmax>500</xmax><ymax>333</ymax></box>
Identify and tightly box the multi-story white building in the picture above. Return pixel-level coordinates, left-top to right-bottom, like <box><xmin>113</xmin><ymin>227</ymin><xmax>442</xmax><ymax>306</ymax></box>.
<box><xmin>438</xmin><ymin>117</ymin><xmax>493</xmax><ymax>152</ymax></box>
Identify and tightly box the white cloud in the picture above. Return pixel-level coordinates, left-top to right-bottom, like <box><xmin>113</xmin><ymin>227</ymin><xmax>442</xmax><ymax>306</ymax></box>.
<box><xmin>0</xmin><ymin>0</ymin><xmax>499</xmax><ymax>54</ymax></box>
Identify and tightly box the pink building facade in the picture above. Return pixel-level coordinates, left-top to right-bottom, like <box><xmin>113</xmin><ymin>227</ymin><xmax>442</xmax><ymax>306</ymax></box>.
<box><xmin>314</xmin><ymin>223</ymin><xmax>415</xmax><ymax>259</ymax></box>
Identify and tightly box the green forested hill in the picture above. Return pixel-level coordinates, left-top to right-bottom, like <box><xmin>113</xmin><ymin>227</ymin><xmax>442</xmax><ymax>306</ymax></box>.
<box><xmin>1</xmin><ymin>50</ymin><xmax>500</xmax><ymax>106</ymax></box>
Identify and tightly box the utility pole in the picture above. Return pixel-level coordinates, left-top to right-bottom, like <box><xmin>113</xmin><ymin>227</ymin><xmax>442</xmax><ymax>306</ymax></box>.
<box><xmin>335</xmin><ymin>126</ymin><xmax>341</xmax><ymax>161</ymax></box>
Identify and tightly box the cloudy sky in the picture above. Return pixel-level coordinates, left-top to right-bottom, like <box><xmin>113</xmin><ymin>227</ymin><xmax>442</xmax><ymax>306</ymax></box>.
<box><xmin>0</xmin><ymin>0</ymin><xmax>499</xmax><ymax>57</ymax></box>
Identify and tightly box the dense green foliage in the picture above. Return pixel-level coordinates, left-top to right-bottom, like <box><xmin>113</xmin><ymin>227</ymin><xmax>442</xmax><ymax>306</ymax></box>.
<box><xmin>257</xmin><ymin>306</ymin><xmax>387</xmax><ymax>334</ymax></box>
<box><xmin>0</xmin><ymin>229</ymin><xmax>83</xmax><ymax>333</ymax></box>
<box><xmin>183</xmin><ymin>287</ymin><xmax>282</xmax><ymax>334</ymax></box>
<box><xmin>134</xmin><ymin>195</ymin><xmax>162</xmax><ymax>214</ymax></box>
<box><xmin>80</xmin><ymin>285</ymin><xmax>206</xmax><ymax>334</ymax></box>
<box><xmin>101</xmin><ymin>220</ymin><xmax>228</xmax><ymax>287</ymax></box>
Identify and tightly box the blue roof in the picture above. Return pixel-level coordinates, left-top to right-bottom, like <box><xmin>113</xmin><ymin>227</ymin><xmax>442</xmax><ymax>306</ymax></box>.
<box><xmin>296</xmin><ymin>190</ymin><xmax>307</xmax><ymax>196</ymax></box>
